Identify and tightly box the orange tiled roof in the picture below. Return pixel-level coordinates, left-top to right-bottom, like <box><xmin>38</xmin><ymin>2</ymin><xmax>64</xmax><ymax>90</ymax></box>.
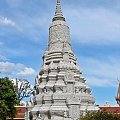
<box><xmin>7</xmin><ymin>106</ymin><xmax>26</xmax><ymax>120</ymax></box>
<box><xmin>99</xmin><ymin>106</ymin><xmax>120</xmax><ymax>114</ymax></box>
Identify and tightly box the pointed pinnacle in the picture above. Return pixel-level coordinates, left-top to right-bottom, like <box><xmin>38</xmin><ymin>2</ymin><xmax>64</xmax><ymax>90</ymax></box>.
<box><xmin>55</xmin><ymin>0</ymin><xmax>63</xmax><ymax>16</ymax></box>
<box><xmin>52</xmin><ymin>0</ymin><xmax>65</xmax><ymax>21</ymax></box>
<box><xmin>57</xmin><ymin>0</ymin><xmax>60</xmax><ymax>3</ymax></box>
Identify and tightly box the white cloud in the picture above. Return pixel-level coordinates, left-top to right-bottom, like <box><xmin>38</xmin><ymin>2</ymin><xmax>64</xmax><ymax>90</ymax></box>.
<box><xmin>0</xmin><ymin>62</ymin><xmax>36</xmax><ymax>78</ymax></box>
<box><xmin>0</xmin><ymin>55</ymin><xmax>8</xmax><ymax>61</ymax></box>
<box><xmin>0</xmin><ymin>16</ymin><xmax>15</xmax><ymax>26</ymax></box>
<box><xmin>17</xmin><ymin>68</ymin><xmax>36</xmax><ymax>77</ymax></box>
<box><xmin>79</xmin><ymin>57</ymin><xmax>120</xmax><ymax>87</ymax></box>
<box><xmin>0</xmin><ymin>16</ymin><xmax>22</xmax><ymax>31</ymax></box>
<box><xmin>65</xmin><ymin>7</ymin><xmax>120</xmax><ymax>44</ymax></box>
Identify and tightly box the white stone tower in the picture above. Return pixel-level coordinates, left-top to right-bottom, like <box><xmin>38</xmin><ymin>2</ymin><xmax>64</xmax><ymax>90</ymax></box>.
<box><xmin>27</xmin><ymin>0</ymin><xmax>99</xmax><ymax>120</ymax></box>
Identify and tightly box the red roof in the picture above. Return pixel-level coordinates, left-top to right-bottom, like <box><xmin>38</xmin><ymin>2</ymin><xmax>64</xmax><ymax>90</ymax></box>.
<box><xmin>7</xmin><ymin>106</ymin><xmax>26</xmax><ymax>120</ymax></box>
<box><xmin>99</xmin><ymin>106</ymin><xmax>120</xmax><ymax>114</ymax></box>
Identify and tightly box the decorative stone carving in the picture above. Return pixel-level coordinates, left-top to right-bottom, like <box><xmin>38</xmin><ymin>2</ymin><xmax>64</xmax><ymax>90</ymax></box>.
<box><xmin>69</xmin><ymin>105</ymin><xmax>80</xmax><ymax>120</ymax></box>
<box><xmin>75</xmin><ymin>87</ymin><xmax>80</xmax><ymax>93</ymax></box>
<box><xmin>36</xmin><ymin>111</ymin><xmax>43</xmax><ymax>120</ymax></box>
<box><xmin>64</xmin><ymin>111</ymin><xmax>68</xmax><ymax>118</ymax></box>
<box><xmin>43</xmin><ymin>88</ymin><xmax>47</xmax><ymax>93</ymax></box>
<box><xmin>63</xmin><ymin>53</ymin><xmax>69</xmax><ymax>62</ymax></box>
<box><xmin>64</xmin><ymin>71</ymin><xmax>75</xmax><ymax>82</ymax></box>
<box><xmin>55</xmin><ymin>86</ymin><xmax>63</xmax><ymax>93</ymax></box>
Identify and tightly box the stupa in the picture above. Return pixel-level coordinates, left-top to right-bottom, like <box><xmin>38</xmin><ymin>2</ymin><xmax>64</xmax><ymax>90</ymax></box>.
<box><xmin>26</xmin><ymin>0</ymin><xmax>99</xmax><ymax>120</ymax></box>
<box><xmin>115</xmin><ymin>81</ymin><xmax>120</xmax><ymax>106</ymax></box>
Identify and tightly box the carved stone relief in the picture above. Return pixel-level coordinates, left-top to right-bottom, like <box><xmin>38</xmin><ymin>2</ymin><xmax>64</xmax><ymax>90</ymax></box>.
<box><xmin>69</xmin><ymin>105</ymin><xmax>80</xmax><ymax>120</ymax></box>
<box><xmin>64</xmin><ymin>71</ymin><xmax>74</xmax><ymax>81</ymax></box>
<box><xmin>67</xmin><ymin>83</ymin><xmax>74</xmax><ymax>93</ymax></box>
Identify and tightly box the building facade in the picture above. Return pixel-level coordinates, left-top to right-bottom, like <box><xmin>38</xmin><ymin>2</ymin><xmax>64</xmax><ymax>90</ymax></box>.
<box><xmin>100</xmin><ymin>106</ymin><xmax>120</xmax><ymax>114</ymax></box>
<box><xmin>26</xmin><ymin>0</ymin><xmax>99</xmax><ymax>120</ymax></box>
<box><xmin>7</xmin><ymin>106</ymin><xmax>26</xmax><ymax>120</ymax></box>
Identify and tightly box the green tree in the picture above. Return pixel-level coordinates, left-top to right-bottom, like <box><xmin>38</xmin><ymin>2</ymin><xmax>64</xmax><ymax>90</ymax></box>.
<box><xmin>0</xmin><ymin>77</ymin><xmax>18</xmax><ymax>120</ymax></box>
<box><xmin>80</xmin><ymin>111</ymin><xmax>120</xmax><ymax>120</ymax></box>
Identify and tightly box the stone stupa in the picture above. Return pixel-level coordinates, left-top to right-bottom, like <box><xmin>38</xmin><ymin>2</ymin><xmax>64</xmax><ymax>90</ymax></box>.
<box><xmin>26</xmin><ymin>0</ymin><xmax>99</xmax><ymax>120</ymax></box>
<box><xmin>115</xmin><ymin>81</ymin><xmax>120</xmax><ymax>106</ymax></box>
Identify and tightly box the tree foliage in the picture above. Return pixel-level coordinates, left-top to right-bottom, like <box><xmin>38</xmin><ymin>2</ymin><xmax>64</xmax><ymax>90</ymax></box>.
<box><xmin>0</xmin><ymin>77</ymin><xmax>18</xmax><ymax>120</ymax></box>
<box><xmin>80</xmin><ymin>111</ymin><xmax>120</xmax><ymax>120</ymax></box>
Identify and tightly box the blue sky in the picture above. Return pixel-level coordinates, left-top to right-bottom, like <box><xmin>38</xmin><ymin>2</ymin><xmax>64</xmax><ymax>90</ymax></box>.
<box><xmin>0</xmin><ymin>0</ymin><xmax>120</xmax><ymax>106</ymax></box>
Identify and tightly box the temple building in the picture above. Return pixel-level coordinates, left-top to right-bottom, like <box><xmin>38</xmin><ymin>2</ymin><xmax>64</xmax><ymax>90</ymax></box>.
<box><xmin>7</xmin><ymin>106</ymin><xmax>26</xmax><ymax>120</ymax></box>
<box><xmin>26</xmin><ymin>0</ymin><xmax>99</xmax><ymax>120</ymax></box>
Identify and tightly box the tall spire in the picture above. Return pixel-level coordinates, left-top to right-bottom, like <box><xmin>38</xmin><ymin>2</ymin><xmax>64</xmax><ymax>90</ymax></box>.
<box><xmin>116</xmin><ymin>80</ymin><xmax>120</xmax><ymax>106</ymax></box>
<box><xmin>53</xmin><ymin>0</ymin><xmax>65</xmax><ymax>21</ymax></box>
<box><xmin>27</xmin><ymin>1</ymin><xmax>99</xmax><ymax>120</ymax></box>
